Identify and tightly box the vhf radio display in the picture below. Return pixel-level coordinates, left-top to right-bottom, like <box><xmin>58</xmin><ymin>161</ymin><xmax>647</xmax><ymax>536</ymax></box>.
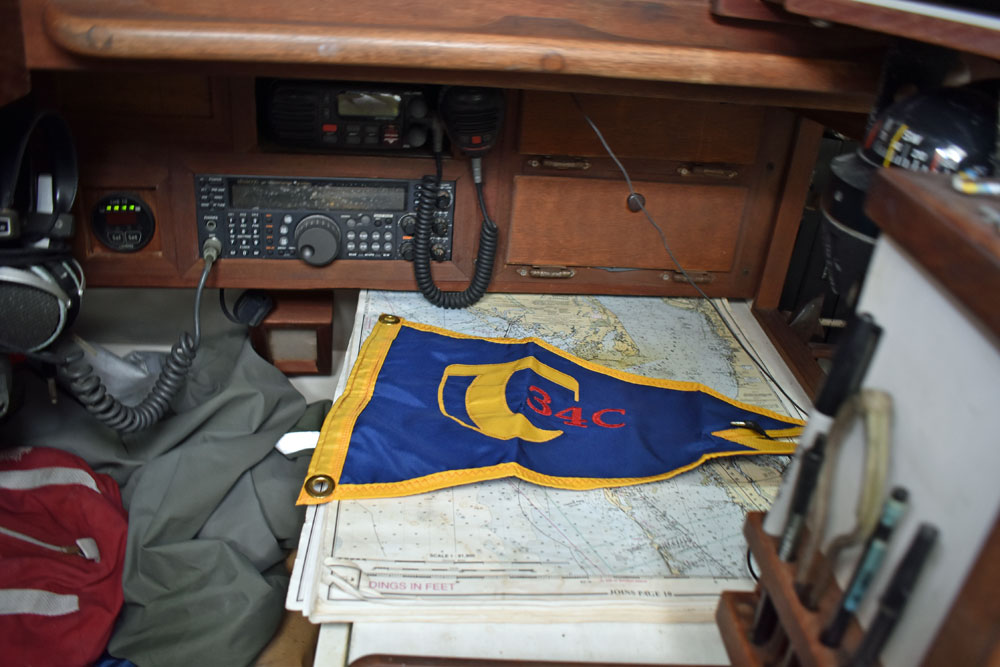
<box><xmin>196</xmin><ymin>175</ymin><xmax>455</xmax><ymax>266</ymax></box>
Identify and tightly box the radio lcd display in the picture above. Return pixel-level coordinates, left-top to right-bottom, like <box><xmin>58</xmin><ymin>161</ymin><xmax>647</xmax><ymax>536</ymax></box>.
<box><xmin>230</xmin><ymin>179</ymin><xmax>408</xmax><ymax>211</ymax></box>
<box><xmin>337</xmin><ymin>92</ymin><xmax>402</xmax><ymax>118</ymax></box>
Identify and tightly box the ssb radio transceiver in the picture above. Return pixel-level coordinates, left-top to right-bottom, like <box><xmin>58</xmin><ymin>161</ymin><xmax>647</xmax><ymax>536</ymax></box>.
<box><xmin>195</xmin><ymin>175</ymin><xmax>455</xmax><ymax>266</ymax></box>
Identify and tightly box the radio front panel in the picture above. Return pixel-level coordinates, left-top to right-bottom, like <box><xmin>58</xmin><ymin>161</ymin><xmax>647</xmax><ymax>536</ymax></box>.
<box><xmin>195</xmin><ymin>174</ymin><xmax>455</xmax><ymax>266</ymax></box>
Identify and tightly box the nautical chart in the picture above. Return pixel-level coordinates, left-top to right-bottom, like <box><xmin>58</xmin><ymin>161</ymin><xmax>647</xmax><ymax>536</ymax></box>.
<box><xmin>297</xmin><ymin>291</ymin><xmax>801</xmax><ymax>623</ymax></box>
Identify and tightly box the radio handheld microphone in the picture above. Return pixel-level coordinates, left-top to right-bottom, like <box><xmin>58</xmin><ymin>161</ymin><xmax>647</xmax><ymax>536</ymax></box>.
<box><xmin>439</xmin><ymin>87</ymin><xmax>505</xmax><ymax>156</ymax></box>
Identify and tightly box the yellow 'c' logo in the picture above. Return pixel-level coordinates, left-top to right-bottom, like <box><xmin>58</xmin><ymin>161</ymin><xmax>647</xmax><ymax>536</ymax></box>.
<box><xmin>437</xmin><ymin>356</ymin><xmax>579</xmax><ymax>442</ymax></box>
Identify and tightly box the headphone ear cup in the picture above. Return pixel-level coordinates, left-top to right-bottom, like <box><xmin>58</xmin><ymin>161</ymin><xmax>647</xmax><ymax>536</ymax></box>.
<box><xmin>41</xmin><ymin>260</ymin><xmax>84</xmax><ymax>328</ymax></box>
<box><xmin>0</xmin><ymin>264</ymin><xmax>72</xmax><ymax>352</ymax></box>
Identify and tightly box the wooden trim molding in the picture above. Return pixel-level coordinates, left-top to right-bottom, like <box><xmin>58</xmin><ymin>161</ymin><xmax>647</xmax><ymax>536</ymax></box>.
<box><xmin>39</xmin><ymin>1</ymin><xmax>881</xmax><ymax>96</ymax></box>
<box><xmin>865</xmin><ymin>170</ymin><xmax>1000</xmax><ymax>341</ymax></box>
<box><xmin>784</xmin><ymin>0</ymin><xmax>1000</xmax><ymax>60</ymax></box>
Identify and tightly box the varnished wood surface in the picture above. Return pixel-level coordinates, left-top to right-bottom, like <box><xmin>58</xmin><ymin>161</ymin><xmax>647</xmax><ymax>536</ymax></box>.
<box><xmin>0</xmin><ymin>0</ymin><xmax>30</xmax><ymax>106</ymax></box>
<box><xmin>711</xmin><ymin>0</ymin><xmax>806</xmax><ymax>24</ymax></box>
<box><xmin>752</xmin><ymin>307</ymin><xmax>825</xmax><ymax>398</ymax></box>
<box><xmin>722</xmin><ymin>513</ymin><xmax>869</xmax><ymax>667</ymax></box>
<box><xmin>249</xmin><ymin>292</ymin><xmax>334</xmax><ymax>375</ymax></box>
<box><xmin>716</xmin><ymin>592</ymin><xmax>766</xmax><ymax>666</ymax></box>
<box><xmin>784</xmin><ymin>0</ymin><xmax>1000</xmax><ymax>60</ymax></box>
<box><xmin>865</xmin><ymin>170</ymin><xmax>1000</xmax><ymax>341</ymax></box>
<box><xmin>30</xmin><ymin>0</ymin><xmax>884</xmax><ymax>97</ymax></box>
<box><xmin>920</xmin><ymin>514</ymin><xmax>1000</xmax><ymax>666</ymax></box>
<box><xmin>46</xmin><ymin>75</ymin><xmax>819</xmax><ymax>298</ymax></box>
<box><xmin>519</xmin><ymin>91</ymin><xmax>764</xmax><ymax>164</ymax></box>
<box><xmin>755</xmin><ymin>117</ymin><xmax>825</xmax><ymax>310</ymax></box>
<box><xmin>507</xmin><ymin>175</ymin><xmax>748</xmax><ymax>271</ymax></box>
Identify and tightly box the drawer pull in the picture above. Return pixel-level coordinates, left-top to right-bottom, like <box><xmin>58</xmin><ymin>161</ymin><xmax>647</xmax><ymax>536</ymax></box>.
<box><xmin>520</xmin><ymin>266</ymin><xmax>576</xmax><ymax>279</ymax></box>
<box><xmin>528</xmin><ymin>157</ymin><xmax>592</xmax><ymax>171</ymax></box>
<box><xmin>677</xmin><ymin>165</ymin><xmax>738</xmax><ymax>179</ymax></box>
<box><xmin>661</xmin><ymin>270</ymin><xmax>714</xmax><ymax>284</ymax></box>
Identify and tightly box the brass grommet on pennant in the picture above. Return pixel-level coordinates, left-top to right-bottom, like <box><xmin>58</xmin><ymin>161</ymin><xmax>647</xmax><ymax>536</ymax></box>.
<box><xmin>304</xmin><ymin>474</ymin><xmax>335</xmax><ymax>498</ymax></box>
<box><xmin>379</xmin><ymin>314</ymin><xmax>401</xmax><ymax>325</ymax></box>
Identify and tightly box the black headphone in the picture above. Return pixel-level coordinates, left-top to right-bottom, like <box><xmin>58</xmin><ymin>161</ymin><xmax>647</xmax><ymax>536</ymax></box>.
<box><xmin>0</xmin><ymin>110</ymin><xmax>84</xmax><ymax>356</ymax></box>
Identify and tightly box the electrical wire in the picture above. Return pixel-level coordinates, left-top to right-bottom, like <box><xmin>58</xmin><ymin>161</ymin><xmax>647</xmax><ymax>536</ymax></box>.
<box><xmin>58</xmin><ymin>253</ymin><xmax>217</xmax><ymax>433</ymax></box>
<box><xmin>219</xmin><ymin>288</ymin><xmax>244</xmax><ymax>325</ymax></box>
<box><xmin>747</xmin><ymin>548</ymin><xmax>760</xmax><ymax>582</ymax></box>
<box><xmin>413</xmin><ymin>151</ymin><xmax>499</xmax><ymax>309</ymax></box>
<box><xmin>571</xmin><ymin>94</ymin><xmax>808</xmax><ymax>417</ymax></box>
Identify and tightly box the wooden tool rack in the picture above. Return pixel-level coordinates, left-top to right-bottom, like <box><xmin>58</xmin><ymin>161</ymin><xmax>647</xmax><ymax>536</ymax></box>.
<box><xmin>716</xmin><ymin>512</ymin><xmax>872</xmax><ymax>667</ymax></box>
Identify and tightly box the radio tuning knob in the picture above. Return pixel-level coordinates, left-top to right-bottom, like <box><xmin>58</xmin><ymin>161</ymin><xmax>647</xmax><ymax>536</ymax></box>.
<box><xmin>399</xmin><ymin>214</ymin><xmax>416</xmax><ymax>236</ymax></box>
<box><xmin>294</xmin><ymin>214</ymin><xmax>341</xmax><ymax>266</ymax></box>
<box><xmin>408</xmin><ymin>97</ymin><xmax>429</xmax><ymax>120</ymax></box>
<box><xmin>406</xmin><ymin>125</ymin><xmax>428</xmax><ymax>148</ymax></box>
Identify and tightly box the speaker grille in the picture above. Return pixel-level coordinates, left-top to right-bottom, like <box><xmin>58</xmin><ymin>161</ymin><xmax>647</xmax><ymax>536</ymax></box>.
<box><xmin>0</xmin><ymin>282</ymin><xmax>62</xmax><ymax>351</ymax></box>
<box><xmin>268</xmin><ymin>85</ymin><xmax>322</xmax><ymax>143</ymax></box>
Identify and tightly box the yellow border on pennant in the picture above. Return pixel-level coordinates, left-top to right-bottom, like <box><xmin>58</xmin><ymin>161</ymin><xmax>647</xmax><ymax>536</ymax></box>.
<box><xmin>298</xmin><ymin>316</ymin><xmax>804</xmax><ymax>504</ymax></box>
<box><xmin>297</xmin><ymin>317</ymin><xmax>401</xmax><ymax>504</ymax></box>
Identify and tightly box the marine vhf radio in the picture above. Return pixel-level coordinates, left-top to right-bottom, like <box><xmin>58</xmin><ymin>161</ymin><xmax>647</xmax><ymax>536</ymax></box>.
<box><xmin>413</xmin><ymin>87</ymin><xmax>505</xmax><ymax>309</ymax></box>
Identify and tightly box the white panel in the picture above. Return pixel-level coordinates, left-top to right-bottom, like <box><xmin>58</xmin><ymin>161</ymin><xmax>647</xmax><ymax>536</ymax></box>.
<box><xmin>828</xmin><ymin>236</ymin><xmax>1000</xmax><ymax>666</ymax></box>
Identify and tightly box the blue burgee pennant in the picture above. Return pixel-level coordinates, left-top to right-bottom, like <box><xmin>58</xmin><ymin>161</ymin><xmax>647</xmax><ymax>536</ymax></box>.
<box><xmin>298</xmin><ymin>315</ymin><xmax>803</xmax><ymax>503</ymax></box>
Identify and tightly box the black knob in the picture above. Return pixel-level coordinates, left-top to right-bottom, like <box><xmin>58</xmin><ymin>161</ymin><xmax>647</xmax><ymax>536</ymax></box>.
<box><xmin>399</xmin><ymin>241</ymin><xmax>414</xmax><ymax>261</ymax></box>
<box><xmin>436</xmin><ymin>191</ymin><xmax>452</xmax><ymax>210</ymax></box>
<box><xmin>399</xmin><ymin>214</ymin><xmax>416</xmax><ymax>236</ymax></box>
<box><xmin>432</xmin><ymin>218</ymin><xmax>449</xmax><ymax>236</ymax></box>
<box><xmin>408</xmin><ymin>97</ymin><xmax>429</xmax><ymax>120</ymax></box>
<box><xmin>431</xmin><ymin>244</ymin><xmax>447</xmax><ymax>261</ymax></box>
<box><xmin>406</xmin><ymin>124</ymin><xmax>428</xmax><ymax>148</ymax></box>
<box><xmin>294</xmin><ymin>215</ymin><xmax>341</xmax><ymax>266</ymax></box>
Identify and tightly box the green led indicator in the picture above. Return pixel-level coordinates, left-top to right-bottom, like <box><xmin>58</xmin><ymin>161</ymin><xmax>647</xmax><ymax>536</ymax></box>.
<box><xmin>114</xmin><ymin>205</ymin><xmax>120</xmax><ymax>211</ymax></box>
<box><xmin>106</xmin><ymin>205</ymin><xmax>112</xmax><ymax>211</ymax></box>
<box><xmin>129</xmin><ymin>205</ymin><xmax>136</xmax><ymax>211</ymax></box>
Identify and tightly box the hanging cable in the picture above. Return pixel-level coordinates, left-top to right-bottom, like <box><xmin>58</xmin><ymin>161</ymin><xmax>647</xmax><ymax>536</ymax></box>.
<box><xmin>57</xmin><ymin>238</ymin><xmax>222</xmax><ymax>433</ymax></box>
<box><xmin>413</xmin><ymin>137</ymin><xmax>499</xmax><ymax>309</ymax></box>
<box><xmin>572</xmin><ymin>94</ymin><xmax>807</xmax><ymax>418</ymax></box>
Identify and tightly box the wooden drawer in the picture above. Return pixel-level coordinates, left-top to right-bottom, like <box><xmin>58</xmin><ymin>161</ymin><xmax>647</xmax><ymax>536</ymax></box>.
<box><xmin>507</xmin><ymin>175</ymin><xmax>747</xmax><ymax>272</ymax></box>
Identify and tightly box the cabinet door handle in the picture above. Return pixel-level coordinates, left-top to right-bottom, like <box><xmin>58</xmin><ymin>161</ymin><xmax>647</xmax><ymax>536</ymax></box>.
<box><xmin>528</xmin><ymin>158</ymin><xmax>591</xmax><ymax>171</ymax></box>
<box><xmin>677</xmin><ymin>165</ymin><xmax>739</xmax><ymax>179</ymax></box>
<box><xmin>519</xmin><ymin>266</ymin><xmax>576</xmax><ymax>279</ymax></box>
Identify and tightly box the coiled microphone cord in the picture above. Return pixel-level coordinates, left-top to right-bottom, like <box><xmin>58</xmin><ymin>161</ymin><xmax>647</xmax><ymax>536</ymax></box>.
<box><xmin>413</xmin><ymin>156</ymin><xmax>498</xmax><ymax>309</ymax></box>
<box><xmin>58</xmin><ymin>239</ymin><xmax>221</xmax><ymax>433</ymax></box>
